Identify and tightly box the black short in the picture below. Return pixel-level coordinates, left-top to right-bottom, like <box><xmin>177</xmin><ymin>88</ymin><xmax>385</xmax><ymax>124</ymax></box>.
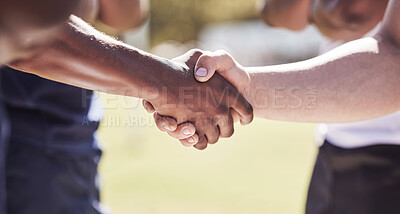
<box><xmin>306</xmin><ymin>141</ymin><xmax>400</xmax><ymax>214</ymax></box>
<box><xmin>5</xmin><ymin>139</ymin><xmax>105</xmax><ymax>214</ymax></box>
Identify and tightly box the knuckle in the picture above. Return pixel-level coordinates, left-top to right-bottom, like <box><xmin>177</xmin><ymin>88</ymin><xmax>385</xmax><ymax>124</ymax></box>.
<box><xmin>206</xmin><ymin>132</ymin><xmax>219</xmax><ymax>144</ymax></box>
<box><xmin>216</xmin><ymin>50</ymin><xmax>233</xmax><ymax>61</ymax></box>
<box><xmin>195</xmin><ymin>144</ymin><xmax>207</xmax><ymax>150</ymax></box>
<box><xmin>209</xmin><ymin>138</ymin><xmax>219</xmax><ymax>144</ymax></box>
<box><xmin>215</xmin><ymin>107</ymin><xmax>229</xmax><ymax>116</ymax></box>
<box><xmin>246</xmin><ymin>104</ymin><xmax>254</xmax><ymax>116</ymax></box>
<box><xmin>154</xmin><ymin>116</ymin><xmax>162</xmax><ymax>124</ymax></box>
<box><xmin>236</xmin><ymin>100</ymin><xmax>253</xmax><ymax>116</ymax></box>
<box><xmin>224</xmin><ymin>128</ymin><xmax>234</xmax><ymax>138</ymax></box>
<box><xmin>199</xmin><ymin>54</ymin><xmax>213</xmax><ymax>64</ymax></box>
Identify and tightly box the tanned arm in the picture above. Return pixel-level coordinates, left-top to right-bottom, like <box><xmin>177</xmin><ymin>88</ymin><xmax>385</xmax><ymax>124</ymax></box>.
<box><xmin>0</xmin><ymin>0</ymin><xmax>79</xmax><ymax>64</ymax></box>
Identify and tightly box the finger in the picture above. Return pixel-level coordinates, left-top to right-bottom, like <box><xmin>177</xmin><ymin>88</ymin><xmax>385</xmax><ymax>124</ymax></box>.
<box><xmin>167</xmin><ymin>122</ymin><xmax>196</xmax><ymax>140</ymax></box>
<box><xmin>142</xmin><ymin>100</ymin><xmax>155</xmax><ymax>113</ymax></box>
<box><xmin>153</xmin><ymin>113</ymin><xmax>178</xmax><ymax>132</ymax></box>
<box><xmin>217</xmin><ymin>114</ymin><xmax>234</xmax><ymax>138</ymax></box>
<box><xmin>180</xmin><ymin>134</ymin><xmax>199</xmax><ymax>147</ymax></box>
<box><xmin>204</xmin><ymin>124</ymin><xmax>220</xmax><ymax>145</ymax></box>
<box><xmin>229</xmin><ymin>91</ymin><xmax>254</xmax><ymax>125</ymax></box>
<box><xmin>194</xmin><ymin>50</ymin><xmax>235</xmax><ymax>83</ymax></box>
<box><xmin>194</xmin><ymin>134</ymin><xmax>208</xmax><ymax>150</ymax></box>
<box><xmin>230</xmin><ymin>108</ymin><xmax>241</xmax><ymax>123</ymax></box>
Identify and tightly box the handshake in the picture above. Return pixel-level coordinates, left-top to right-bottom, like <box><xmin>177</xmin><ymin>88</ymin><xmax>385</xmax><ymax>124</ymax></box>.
<box><xmin>140</xmin><ymin>49</ymin><xmax>254</xmax><ymax>150</ymax></box>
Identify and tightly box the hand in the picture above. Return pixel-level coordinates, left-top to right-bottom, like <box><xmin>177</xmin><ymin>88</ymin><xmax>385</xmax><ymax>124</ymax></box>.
<box><xmin>143</xmin><ymin>100</ymin><xmax>243</xmax><ymax>147</ymax></box>
<box><xmin>194</xmin><ymin>50</ymin><xmax>251</xmax><ymax>99</ymax></box>
<box><xmin>144</xmin><ymin>49</ymin><xmax>253</xmax><ymax>150</ymax></box>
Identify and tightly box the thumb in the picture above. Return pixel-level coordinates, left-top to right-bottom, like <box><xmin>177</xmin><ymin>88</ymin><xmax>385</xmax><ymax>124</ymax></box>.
<box><xmin>194</xmin><ymin>50</ymin><xmax>235</xmax><ymax>82</ymax></box>
<box><xmin>194</xmin><ymin>55</ymin><xmax>217</xmax><ymax>82</ymax></box>
<box><xmin>195</xmin><ymin>50</ymin><xmax>248</xmax><ymax>95</ymax></box>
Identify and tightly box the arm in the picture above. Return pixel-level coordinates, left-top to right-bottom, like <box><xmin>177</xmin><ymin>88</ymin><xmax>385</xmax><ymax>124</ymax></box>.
<box><xmin>8</xmin><ymin>16</ymin><xmax>164</xmax><ymax>97</ymax></box>
<box><xmin>246</xmin><ymin>36</ymin><xmax>400</xmax><ymax>123</ymax></box>
<box><xmin>194</xmin><ymin>0</ymin><xmax>400</xmax><ymax>123</ymax></box>
<box><xmin>7</xmin><ymin>16</ymin><xmax>253</xmax><ymax>150</ymax></box>
<box><xmin>0</xmin><ymin>0</ymin><xmax>149</xmax><ymax>65</ymax></box>
<box><xmin>0</xmin><ymin>1</ymin><xmax>252</xmax><ymax>150</ymax></box>
<box><xmin>259</xmin><ymin>0</ymin><xmax>311</xmax><ymax>31</ymax></box>
<box><xmin>0</xmin><ymin>0</ymin><xmax>79</xmax><ymax>64</ymax></box>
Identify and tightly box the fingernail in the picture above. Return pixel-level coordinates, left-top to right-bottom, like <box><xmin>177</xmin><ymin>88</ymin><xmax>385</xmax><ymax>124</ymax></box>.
<box><xmin>188</xmin><ymin>137</ymin><xmax>195</xmax><ymax>143</ymax></box>
<box><xmin>183</xmin><ymin>128</ymin><xmax>192</xmax><ymax>135</ymax></box>
<box><xmin>163</xmin><ymin>124</ymin><xmax>171</xmax><ymax>131</ymax></box>
<box><xmin>195</xmin><ymin>68</ymin><xmax>208</xmax><ymax>77</ymax></box>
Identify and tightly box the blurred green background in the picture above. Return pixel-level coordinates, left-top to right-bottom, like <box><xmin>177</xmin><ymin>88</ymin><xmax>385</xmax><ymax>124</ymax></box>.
<box><xmin>150</xmin><ymin>0</ymin><xmax>259</xmax><ymax>45</ymax></box>
<box><xmin>97</xmin><ymin>0</ymin><xmax>320</xmax><ymax>213</ymax></box>
<box><xmin>98</xmin><ymin>95</ymin><xmax>317</xmax><ymax>214</ymax></box>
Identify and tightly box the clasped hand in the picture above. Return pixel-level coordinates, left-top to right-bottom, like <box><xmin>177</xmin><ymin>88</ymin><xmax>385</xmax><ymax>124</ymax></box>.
<box><xmin>143</xmin><ymin>49</ymin><xmax>252</xmax><ymax>150</ymax></box>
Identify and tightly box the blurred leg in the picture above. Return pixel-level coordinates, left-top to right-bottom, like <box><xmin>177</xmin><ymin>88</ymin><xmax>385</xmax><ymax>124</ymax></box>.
<box><xmin>306</xmin><ymin>143</ymin><xmax>333</xmax><ymax>214</ymax></box>
<box><xmin>306</xmin><ymin>142</ymin><xmax>400</xmax><ymax>214</ymax></box>
<box><xmin>5</xmin><ymin>140</ymin><xmax>105</xmax><ymax>214</ymax></box>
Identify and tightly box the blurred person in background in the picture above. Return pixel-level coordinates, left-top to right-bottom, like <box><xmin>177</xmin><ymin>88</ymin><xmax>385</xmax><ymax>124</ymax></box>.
<box><xmin>1</xmin><ymin>0</ymin><xmax>149</xmax><ymax>213</ymax></box>
<box><xmin>260</xmin><ymin>1</ymin><xmax>400</xmax><ymax>213</ymax></box>
<box><xmin>148</xmin><ymin>0</ymin><xmax>400</xmax><ymax>213</ymax></box>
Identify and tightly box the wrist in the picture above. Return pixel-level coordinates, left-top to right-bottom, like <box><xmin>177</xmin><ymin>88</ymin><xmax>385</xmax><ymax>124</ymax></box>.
<box><xmin>245</xmin><ymin>67</ymin><xmax>271</xmax><ymax>111</ymax></box>
<box><xmin>241</xmin><ymin>66</ymin><xmax>254</xmax><ymax>105</ymax></box>
<box><xmin>138</xmin><ymin>57</ymin><xmax>184</xmax><ymax>106</ymax></box>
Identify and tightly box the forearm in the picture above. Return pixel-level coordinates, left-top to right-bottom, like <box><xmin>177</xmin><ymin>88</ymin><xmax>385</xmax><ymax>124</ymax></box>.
<box><xmin>247</xmin><ymin>36</ymin><xmax>400</xmax><ymax>123</ymax></box>
<box><xmin>8</xmin><ymin>15</ymin><xmax>174</xmax><ymax>100</ymax></box>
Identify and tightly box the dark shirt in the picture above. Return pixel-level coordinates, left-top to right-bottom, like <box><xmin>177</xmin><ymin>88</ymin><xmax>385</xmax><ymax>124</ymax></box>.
<box><xmin>0</xmin><ymin>66</ymin><xmax>102</xmax><ymax>154</ymax></box>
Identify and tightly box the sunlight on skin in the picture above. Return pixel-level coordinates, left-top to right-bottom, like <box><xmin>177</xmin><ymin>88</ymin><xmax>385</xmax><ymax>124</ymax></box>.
<box><xmin>193</xmin><ymin>37</ymin><xmax>397</xmax><ymax>123</ymax></box>
<box><xmin>249</xmin><ymin>37</ymin><xmax>379</xmax><ymax>73</ymax></box>
<box><xmin>244</xmin><ymin>37</ymin><xmax>397</xmax><ymax>123</ymax></box>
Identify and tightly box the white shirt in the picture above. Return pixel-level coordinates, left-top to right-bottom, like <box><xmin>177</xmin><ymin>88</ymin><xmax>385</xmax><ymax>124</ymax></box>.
<box><xmin>317</xmin><ymin>112</ymin><xmax>400</xmax><ymax>148</ymax></box>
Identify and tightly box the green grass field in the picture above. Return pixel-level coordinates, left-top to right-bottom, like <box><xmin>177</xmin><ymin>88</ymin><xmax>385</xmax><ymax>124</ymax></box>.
<box><xmin>98</xmin><ymin>94</ymin><xmax>318</xmax><ymax>214</ymax></box>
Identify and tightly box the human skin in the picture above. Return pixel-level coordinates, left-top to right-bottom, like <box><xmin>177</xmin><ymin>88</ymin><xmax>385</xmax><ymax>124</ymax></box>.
<box><xmin>150</xmin><ymin>0</ymin><xmax>400</xmax><ymax>144</ymax></box>
<box><xmin>259</xmin><ymin>0</ymin><xmax>388</xmax><ymax>42</ymax></box>
<box><xmin>0</xmin><ymin>1</ymin><xmax>253</xmax><ymax>150</ymax></box>
<box><xmin>0</xmin><ymin>0</ymin><xmax>149</xmax><ymax>63</ymax></box>
<box><xmin>75</xmin><ymin>0</ymin><xmax>150</xmax><ymax>34</ymax></box>
<box><xmin>0</xmin><ymin>0</ymin><xmax>80</xmax><ymax>64</ymax></box>
<box><xmin>98</xmin><ymin>0</ymin><xmax>150</xmax><ymax>32</ymax></box>
<box><xmin>259</xmin><ymin>0</ymin><xmax>312</xmax><ymax>31</ymax></box>
<box><xmin>311</xmin><ymin>0</ymin><xmax>389</xmax><ymax>42</ymax></box>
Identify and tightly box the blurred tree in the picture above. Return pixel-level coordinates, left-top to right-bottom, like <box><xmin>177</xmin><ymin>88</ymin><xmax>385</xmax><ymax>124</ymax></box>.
<box><xmin>150</xmin><ymin>0</ymin><xmax>258</xmax><ymax>46</ymax></box>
